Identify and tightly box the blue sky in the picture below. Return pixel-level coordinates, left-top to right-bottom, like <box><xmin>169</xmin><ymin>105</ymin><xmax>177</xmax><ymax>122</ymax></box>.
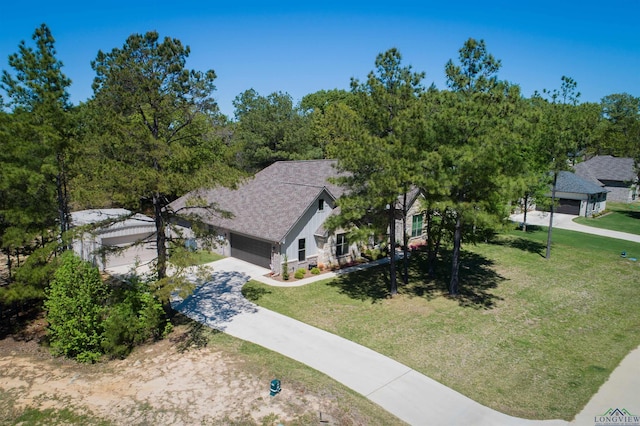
<box><xmin>1</xmin><ymin>1</ymin><xmax>638</xmax><ymax>118</ymax></box>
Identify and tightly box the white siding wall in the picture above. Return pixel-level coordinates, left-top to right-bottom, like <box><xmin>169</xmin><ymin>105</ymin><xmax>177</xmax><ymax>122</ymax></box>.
<box><xmin>282</xmin><ymin>190</ymin><xmax>335</xmax><ymax>271</ymax></box>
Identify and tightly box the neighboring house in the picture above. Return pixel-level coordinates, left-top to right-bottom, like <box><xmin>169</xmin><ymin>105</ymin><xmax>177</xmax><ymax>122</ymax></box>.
<box><xmin>171</xmin><ymin>160</ymin><xmax>424</xmax><ymax>274</ymax></box>
<box><xmin>71</xmin><ymin>209</ymin><xmax>156</xmax><ymax>271</ymax></box>
<box><xmin>574</xmin><ymin>155</ymin><xmax>638</xmax><ymax>203</ymax></box>
<box><xmin>537</xmin><ymin>171</ymin><xmax>608</xmax><ymax>216</ymax></box>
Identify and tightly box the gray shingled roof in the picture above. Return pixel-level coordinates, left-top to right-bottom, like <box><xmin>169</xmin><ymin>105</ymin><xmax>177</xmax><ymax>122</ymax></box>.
<box><xmin>556</xmin><ymin>171</ymin><xmax>607</xmax><ymax>195</ymax></box>
<box><xmin>171</xmin><ymin>160</ymin><xmax>345</xmax><ymax>242</ymax></box>
<box><xmin>574</xmin><ymin>155</ymin><xmax>637</xmax><ymax>182</ymax></box>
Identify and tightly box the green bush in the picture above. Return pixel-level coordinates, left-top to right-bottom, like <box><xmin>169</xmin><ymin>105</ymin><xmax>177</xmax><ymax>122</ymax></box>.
<box><xmin>44</xmin><ymin>252</ymin><xmax>170</xmax><ymax>362</ymax></box>
<box><xmin>44</xmin><ymin>252</ymin><xmax>108</xmax><ymax>363</ymax></box>
<box><xmin>282</xmin><ymin>255</ymin><xmax>289</xmax><ymax>280</ymax></box>
<box><xmin>310</xmin><ymin>267</ymin><xmax>320</xmax><ymax>275</ymax></box>
<box><xmin>294</xmin><ymin>268</ymin><xmax>306</xmax><ymax>279</ymax></box>
<box><xmin>101</xmin><ymin>276</ymin><xmax>168</xmax><ymax>359</ymax></box>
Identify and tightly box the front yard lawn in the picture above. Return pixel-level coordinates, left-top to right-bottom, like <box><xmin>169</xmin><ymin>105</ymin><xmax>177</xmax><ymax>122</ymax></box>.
<box><xmin>574</xmin><ymin>201</ymin><xmax>640</xmax><ymax>235</ymax></box>
<box><xmin>242</xmin><ymin>226</ymin><xmax>640</xmax><ymax>421</ymax></box>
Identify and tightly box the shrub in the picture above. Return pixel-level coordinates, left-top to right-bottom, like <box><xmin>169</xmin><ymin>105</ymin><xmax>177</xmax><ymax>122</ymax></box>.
<box><xmin>44</xmin><ymin>252</ymin><xmax>170</xmax><ymax>362</ymax></box>
<box><xmin>45</xmin><ymin>252</ymin><xmax>108</xmax><ymax>363</ymax></box>
<box><xmin>101</xmin><ymin>276</ymin><xmax>169</xmax><ymax>359</ymax></box>
<box><xmin>294</xmin><ymin>268</ymin><xmax>306</xmax><ymax>279</ymax></box>
<box><xmin>282</xmin><ymin>255</ymin><xmax>289</xmax><ymax>280</ymax></box>
<box><xmin>310</xmin><ymin>267</ymin><xmax>320</xmax><ymax>275</ymax></box>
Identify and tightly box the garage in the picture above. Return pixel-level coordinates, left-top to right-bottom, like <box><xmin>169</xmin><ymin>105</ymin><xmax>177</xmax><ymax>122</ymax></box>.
<box><xmin>556</xmin><ymin>199</ymin><xmax>581</xmax><ymax>215</ymax></box>
<box><xmin>102</xmin><ymin>234</ymin><xmax>156</xmax><ymax>268</ymax></box>
<box><xmin>71</xmin><ymin>209</ymin><xmax>158</xmax><ymax>271</ymax></box>
<box><xmin>230</xmin><ymin>233</ymin><xmax>272</xmax><ymax>268</ymax></box>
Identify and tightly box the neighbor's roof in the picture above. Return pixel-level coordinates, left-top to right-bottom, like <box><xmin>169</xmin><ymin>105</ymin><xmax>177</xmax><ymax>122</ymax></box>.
<box><xmin>573</xmin><ymin>155</ymin><xmax>637</xmax><ymax>183</ymax></box>
<box><xmin>71</xmin><ymin>209</ymin><xmax>154</xmax><ymax>232</ymax></box>
<box><xmin>170</xmin><ymin>160</ymin><xmax>345</xmax><ymax>243</ymax></box>
<box><xmin>556</xmin><ymin>171</ymin><xmax>608</xmax><ymax>195</ymax></box>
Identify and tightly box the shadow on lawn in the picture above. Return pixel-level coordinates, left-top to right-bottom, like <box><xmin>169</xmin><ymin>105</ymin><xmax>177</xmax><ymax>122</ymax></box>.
<box><xmin>328</xmin><ymin>251</ymin><xmax>504</xmax><ymax>309</ymax></box>
<box><xmin>620</xmin><ymin>209</ymin><xmax>640</xmax><ymax>220</ymax></box>
<box><xmin>490</xmin><ymin>235</ymin><xmax>546</xmax><ymax>257</ymax></box>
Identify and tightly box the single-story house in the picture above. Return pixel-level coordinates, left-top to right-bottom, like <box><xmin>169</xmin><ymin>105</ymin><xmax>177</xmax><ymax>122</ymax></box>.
<box><xmin>537</xmin><ymin>171</ymin><xmax>608</xmax><ymax>216</ymax></box>
<box><xmin>573</xmin><ymin>155</ymin><xmax>638</xmax><ymax>203</ymax></box>
<box><xmin>170</xmin><ymin>160</ymin><xmax>424</xmax><ymax>274</ymax></box>
<box><xmin>71</xmin><ymin>209</ymin><xmax>156</xmax><ymax>270</ymax></box>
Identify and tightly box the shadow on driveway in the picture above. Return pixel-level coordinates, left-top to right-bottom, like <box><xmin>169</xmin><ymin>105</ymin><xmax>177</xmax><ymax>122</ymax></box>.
<box><xmin>171</xmin><ymin>270</ymin><xmax>258</xmax><ymax>332</ymax></box>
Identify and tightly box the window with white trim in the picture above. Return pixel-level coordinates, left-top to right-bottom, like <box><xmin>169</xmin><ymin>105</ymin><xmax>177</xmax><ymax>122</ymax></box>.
<box><xmin>411</xmin><ymin>214</ymin><xmax>423</xmax><ymax>237</ymax></box>
<box><xmin>298</xmin><ymin>238</ymin><xmax>306</xmax><ymax>262</ymax></box>
<box><xmin>336</xmin><ymin>233</ymin><xmax>348</xmax><ymax>257</ymax></box>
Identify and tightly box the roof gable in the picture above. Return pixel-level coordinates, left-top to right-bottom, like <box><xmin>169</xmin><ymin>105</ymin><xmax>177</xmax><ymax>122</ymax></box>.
<box><xmin>171</xmin><ymin>160</ymin><xmax>345</xmax><ymax>242</ymax></box>
<box><xmin>556</xmin><ymin>171</ymin><xmax>608</xmax><ymax>195</ymax></box>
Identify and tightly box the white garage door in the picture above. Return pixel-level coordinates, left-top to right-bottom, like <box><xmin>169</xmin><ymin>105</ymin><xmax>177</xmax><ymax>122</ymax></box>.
<box><xmin>102</xmin><ymin>233</ymin><xmax>156</xmax><ymax>268</ymax></box>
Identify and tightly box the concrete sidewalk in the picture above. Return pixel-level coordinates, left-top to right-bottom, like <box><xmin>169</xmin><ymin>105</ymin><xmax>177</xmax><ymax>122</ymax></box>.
<box><xmin>172</xmin><ymin>263</ymin><xmax>568</xmax><ymax>426</ymax></box>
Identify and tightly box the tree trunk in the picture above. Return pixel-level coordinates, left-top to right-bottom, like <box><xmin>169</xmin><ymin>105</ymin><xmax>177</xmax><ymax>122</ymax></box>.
<box><xmin>426</xmin><ymin>207</ymin><xmax>439</xmax><ymax>277</ymax></box>
<box><xmin>402</xmin><ymin>192</ymin><xmax>409</xmax><ymax>285</ymax></box>
<box><xmin>522</xmin><ymin>193</ymin><xmax>529</xmax><ymax>232</ymax></box>
<box><xmin>545</xmin><ymin>172</ymin><xmax>558</xmax><ymax>259</ymax></box>
<box><xmin>433</xmin><ymin>216</ymin><xmax>444</xmax><ymax>276</ymax></box>
<box><xmin>56</xmin><ymin>152</ymin><xmax>71</xmax><ymax>251</ymax></box>
<box><xmin>449</xmin><ymin>212</ymin><xmax>462</xmax><ymax>295</ymax></box>
<box><xmin>4</xmin><ymin>247</ymin><xmax>12</xmax><ymax>280</ymax></box>
<box><xmin>153</xmin><ymin>193</ymin><xmax>167</xmax><ymax>279</ymax></box>
<box><xmin>389</xmin><ymin>203</ymin><xmax>397</xmax><ymax>296</ymax></box>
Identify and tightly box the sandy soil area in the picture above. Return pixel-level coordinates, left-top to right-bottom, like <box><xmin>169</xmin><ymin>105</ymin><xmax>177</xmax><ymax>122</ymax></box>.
<box><xmin>0</xmin><ymin>321</ymin><xmax>353</xmax><ymax>425</ymax></box>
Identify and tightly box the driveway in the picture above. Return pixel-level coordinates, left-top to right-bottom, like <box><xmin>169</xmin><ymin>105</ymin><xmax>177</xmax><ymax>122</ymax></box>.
<box><xmin>510</xmin><ymin>211</ymin><xmax>640</xmax><ymax>243</ymax></box>
<box><xmin>172</xmin><ymin>258</ymin><xmax>568</xmax><ymax>426</ymax></box>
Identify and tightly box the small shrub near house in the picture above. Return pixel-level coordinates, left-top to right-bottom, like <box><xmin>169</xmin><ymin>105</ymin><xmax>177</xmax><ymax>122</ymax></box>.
<box><xmin>282</xmin><ymin>255</ymin><xmax>289</xmax><ymax>280</ymax></box>
<box><xmin>294</xmin><ymin>268</ymin><xmax>306</xmax><ymax>279</ymax></box>
<box><xmin>310</xmin><ymin>267</ymin><xmax>320</xmax><ymax>275</ymax></box>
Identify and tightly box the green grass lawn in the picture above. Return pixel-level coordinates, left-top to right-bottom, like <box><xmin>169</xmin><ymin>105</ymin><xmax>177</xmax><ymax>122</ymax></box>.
<box><xmin>574</xmin><ymin>201</ymin><xmax>640</xmax><ymax>235</ymax></box>
<box><xmin>242</xmin><ymin>226</ymin><xmax>640</xmax><ymax>421</ymax></box>
<box><xmin>187</xmin><ymin>250</ymin><xmax>224</xmax><ymax>265</ymax></box>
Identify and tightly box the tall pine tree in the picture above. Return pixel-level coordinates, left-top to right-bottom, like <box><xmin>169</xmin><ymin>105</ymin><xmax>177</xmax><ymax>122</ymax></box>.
<box><xmin>79</xmin><ymin>31</ymin><xmax>239</xmax><ymax>288</ymax></box>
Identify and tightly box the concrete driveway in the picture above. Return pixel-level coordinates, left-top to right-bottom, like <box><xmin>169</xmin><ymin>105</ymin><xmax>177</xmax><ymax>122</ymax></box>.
<box><xmin>510</xmin><ymin>211</ymin><xmax>640</xmax><ymax>243</ymax></box>
<box><xmin>172</xmin><ymin>258</ymin><xmax>568</xmax><ymax>426</ymax></box>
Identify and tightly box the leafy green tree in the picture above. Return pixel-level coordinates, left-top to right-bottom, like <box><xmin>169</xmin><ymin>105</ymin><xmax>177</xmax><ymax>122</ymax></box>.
<box><xmin>300</xmin><ymin>89</ymin><xmax>356</xmax><ymax>158</ymax></box>
<box><xmin>78</xmin><ymin>31</ymin><xmax>239</xmax><ymax>288</ymax></box>
<box><xmin>44</xmin><ymin>252</ymin><xmax>108</xmax><ymax>363</ymax></box>
<box><xmin>596</xmin><ymin>93</ymin><xmax>640</xmax><ymax>161</ymax></box>
<box><xmin>327</xmin><ymin>48</ymin><xmax>425</xmax><ymax>295</ymax></box>
<box><xmin>437</xmin><ymin>38</ymin><xmax>527</xmax><ymax>295</ymax></box>
<box><xmin>231</xmin><ymin>89</ymin><xmax>320</xmax><ymax>171</ymax></box>
<box><xmin>299</xmin><ymin>89</ymin><xmax>354</xmax><ymax>114</ymax></box>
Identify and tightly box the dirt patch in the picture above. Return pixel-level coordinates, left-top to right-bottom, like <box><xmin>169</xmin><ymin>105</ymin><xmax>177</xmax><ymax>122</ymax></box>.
<box><xmin>0</xmin><ymin>323</ymin><xmax>356</xmax><ymax>425</ymax></box>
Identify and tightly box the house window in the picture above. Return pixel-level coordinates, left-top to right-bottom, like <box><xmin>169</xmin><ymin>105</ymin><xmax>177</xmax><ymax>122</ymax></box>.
<box><xmin>318</xmin><ymin>199</ymin><xmax>324</xmax><ymax>211</ymax></box>
<box><xmin>298</xmin><ymin>238</ymin><xmax>306</xmax><ymax>262</ymax></box>
<box><xmin>336</xmin><ymin>233</ymin><xmax>348</xmax><ymax>257</ymax></box>
<box><xmin>411</xmin><ymin>214</ymin><xmax>423</xmax><ymax>237</ymax></box>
